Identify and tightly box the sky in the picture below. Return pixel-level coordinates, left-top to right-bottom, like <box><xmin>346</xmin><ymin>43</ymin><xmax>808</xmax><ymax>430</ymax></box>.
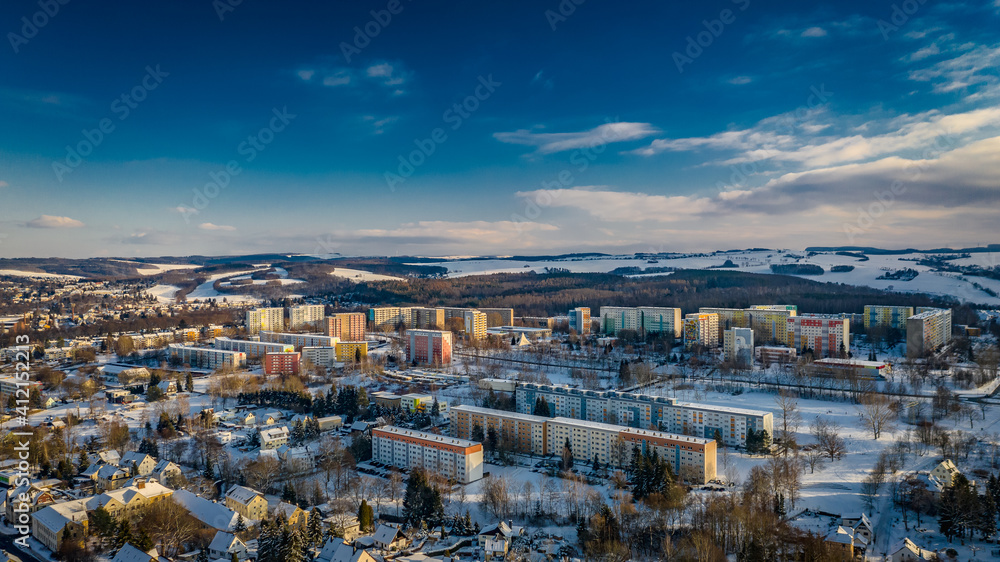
<box><xmin>0</xmin><ymin>0</ymin><xmax>998</xmax><ymax>259</ymax></box>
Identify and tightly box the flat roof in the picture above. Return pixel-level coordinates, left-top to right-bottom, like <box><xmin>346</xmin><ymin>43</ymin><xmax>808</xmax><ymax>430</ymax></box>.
<box><xmin>814</xmin><ymin>358</ymin><xmax>888</xmax><ymax>368</ymax></box>
<box><xmin>910</xmin><ymin>309</ymin><xmax>949</xmax><ymax>319</ymax></box>
<box><xmin>548</xmin><ymin>417</ymin><xmax>713</xmax><ymax>444</ymax></box>
<box><xmin>374</xmin><ymin>425</ymin><xmax>479</xmax><ymax>447</ymax></box>
<box><xmin>674</xmin><ymin>401</ymin><xmax>772</xmax><ymax>417</ymax></box>
<box><xmin>451</xmin><ymin>404</ymin><xmax>549</xmax><ymax>423</ymax></box>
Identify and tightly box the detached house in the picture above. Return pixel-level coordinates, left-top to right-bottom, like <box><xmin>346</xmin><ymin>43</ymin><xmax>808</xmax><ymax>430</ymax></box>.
<box><xmin>119</xmin><ymin>452</ymin><xmax>157</xmax><ymax>476</ymax></box>
<box><xmin>208</xmin><ymin>531</ymin><xmax>248</xmax><ymax>560</ymax></box>
<box><xmin>225</xmin><ymin>485</ymin><xmax>268</xmax><ymax>521</ymax></box>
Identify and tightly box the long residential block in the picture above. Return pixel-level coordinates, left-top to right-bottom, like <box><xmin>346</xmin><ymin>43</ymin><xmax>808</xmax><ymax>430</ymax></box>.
<box><xmin>372</xmin><ymin>426</ymin><xmax>483</xmax><ymax>484</ymax></box>
<box><xmin>168</xmin><ymin>344</ymin><xmax>246</xmax><ymax>370</ymax></box>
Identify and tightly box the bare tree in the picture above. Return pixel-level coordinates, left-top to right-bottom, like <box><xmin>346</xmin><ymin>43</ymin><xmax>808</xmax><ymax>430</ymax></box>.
<box><xmin>774</xmin><ymin>391</ymin><xmax>802</xmax><ymax>456</ymax></box>
<box><xmin>481</xmin><ymin>474</ymin><xmax>513</xmax><ymax>520</ymax></box>
<box><xmin>811</xmin><ymin>418</ymin><xmax>847</xmax><ymax>460</ymax></box>
<box><xmin>859</xmin><ymin>392</ymin><xmax>895</xmax><ymax>439</ymax></box>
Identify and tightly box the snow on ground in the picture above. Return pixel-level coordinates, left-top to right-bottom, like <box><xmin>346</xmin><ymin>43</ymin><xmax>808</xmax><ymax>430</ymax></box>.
<box><xmin>329</xmin><ymin>268</ymin><xmax>404</xmax><ymax>282</ymax></box>
<box><xmin>133</xmin><ymin>263</ymin><xmax>200</xmax><ymax>275</ymax></box>
<box><xmin>186</xmin><ymin>268</ymin><xmax>268</xmax><ymax>302</ymax></box>
<box><xmin>416</xmin><ymin>250</ymin><xmax>1000</xmax><ymax>305</ymax></box>
<box><xmin>144</xmin><ymin>283</ymin><xmax>181</xmax><ymax>303</ymax></box>
<box><xmin>0</xmin><ymin>269</ymin><xmax>83</xmax><ymax>279</ymax></box>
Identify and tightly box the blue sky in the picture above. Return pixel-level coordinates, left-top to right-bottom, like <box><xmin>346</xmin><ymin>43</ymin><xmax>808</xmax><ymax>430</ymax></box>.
<box><xmin>1</xmin><ymin>0</ymin><xmax>999</xmax><ymax>258</ymax></box>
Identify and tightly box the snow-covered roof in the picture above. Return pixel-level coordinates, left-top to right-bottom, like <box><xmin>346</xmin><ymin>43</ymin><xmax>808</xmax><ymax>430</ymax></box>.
<box><xmin>173</xmin><ymin>489</ymin><xmax>241</xmax><ymax>530</ymax></box>
<box><xmin>209</xmin><ymin>531</ymin><xmax>243</xmax><ymax>553</ymax></box>
<box><xmin>274</xmin><ymin>501</ymin><xmax>301</xmax><ymax>519</ymax></box>
<box><xmin>226</xmin><ymin>485</ymin><xmax>263</xmax><ymax>505</ymax></box>
<box><xmin>120</xmin><ymin>451</ymin><xmax>154</xmax><ymax>467</ymax></box>
<box><xmin>373</xmin><ymin>524</ymin><xmax>406</xmax><ymax>545</ymax></box>
<box><xmin>112</xmin><ymin>543</ymin><xmax>159</xmax><ymax>562</ymax></box>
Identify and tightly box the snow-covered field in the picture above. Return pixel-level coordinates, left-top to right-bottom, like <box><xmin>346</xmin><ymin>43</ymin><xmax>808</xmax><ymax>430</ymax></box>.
<box><xmin>185</xmin><ymin>268</ymin><xmax>268</xmax><ymax>303</ymax></box>
<box><xmin>329</xmin><ymin>268</ymin><xmax>404</xmax><ymax>282</ymax></box>
<box><xmin>145</xmin><ymin>283</ymin><xmax>181</xmax><ymax>303</ymax></box>
<box><xmin>416</xmin><ymin>250</ymin><xmax>1000</xmax><ymax>305</ymax></box>
<box><xmin>132</xmin><ymin>263</ymin><xmax>200</xmax><ymax>275</ymax></box>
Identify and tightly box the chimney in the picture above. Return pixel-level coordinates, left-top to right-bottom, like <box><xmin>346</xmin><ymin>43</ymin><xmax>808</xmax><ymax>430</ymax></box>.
<box><xmin>136</xmin><ymin>478</ymin><xmax>146</xmax><ymax>489</ymax></box>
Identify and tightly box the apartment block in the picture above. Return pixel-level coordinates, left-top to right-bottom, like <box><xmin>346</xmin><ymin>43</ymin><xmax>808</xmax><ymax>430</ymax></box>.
<box><xmin>478</xmin><ymin>308</ymin><xmax>514</xmax><ymax>327</ymax></box>
<box><xmin>259</xmin><ymin>331</ymin><xmax>338</xmax><ymax>349</ymax></box>
<box><xmin>214</xmin><ymin>337</ymin><xmax>294</xmax><ymax>358</ymax></box>
<box><xmin>372</xmin><ymin>426</ymin><xmax>484</xmax><ymax>484</ymax></box>
<box><xmin>335</xmin><ymin>341</ymin><xmax>368</xmax><ymax>362</ymax></box>
<box><xmin>863</xmin><ymin>305</ymin><xmax>914</xmax><ymax>331</ymax></box>
<box><xmin>326</xmin><ymin>312</ymin><xmax>366</xmax><ymax>341</ymax></box>
<box><xmin>568</xmin><ymin>307</ymin><xmax>591</xmax><ymax>334</ymax></box>
<box><xmin>407</xmin><ymin>329</ymin><xmax>452</xmax><ymax>365</ymax></box>
<box><xmin>412</xmin><ymin>307</ymin><xmax>445</xmax><ymax>329</ymax></box>
<box><xmin>786</xmin><ymin>315</ymin><xmax>850</xmax><ymax>358</ymax></box>
<box><xmin>599</xmin><ymin>306</ymin><xmax>682</xmax><ymax>338</ymax></box>
<box><xmin>288</xmin><ymin>304</ymin><xmax>325</xmax><ymax>329</ymax></box>
<box><xmin>700</xmin><ymin>306</ymin><xmax>796</xmax><ymax>345</ymax></box>
<box><xmin>807</xmin><ymin>358</ymin><xmax>891</xmax><ymax>380</ymax></box>
<box><xmin>520</xmin><ymin>316</ymin><xmax>556</xmax><ymax>329</ymax></box>
<box><xmin>301</xmin><ymin>346</ymin><xmax>335</xmax><ymax>369</ymax></box>
<box><xmin>245</xmin><ymin>307</ymin><xmax>284</xmax><ymax>335</ymax></box>
<box><xmin>546</xmin><ymin>417</ymin><xmax>717</xmax><ymax>483</ymax></box>
<box><xmin>450</xmin><ymin>405</ymin><xmax>549</xmax><ymax>456</ymax></box>
<box><xmin>515</xmin><ymin>383</ymin><xmax>771</xmax><ymax>449</ymax></box>
<box><xmin>755</xmin><ymin>346</ymin><xmax>797</xmax><ymax>364</ymax></box>
<box><xmin>369</xmin><ymin>307</ymin><xmax>413</xmax><ymax>329</ymax></box>
<box><xmin>907</xmin><ymin>308</ymin><xmax>952</xmax><ymax>358</ymax></box>
<box><xmin>264</xmin><ymin>352</ymin><xmax>300</xmax><ymax>376</ymax></box>
<box><xmin>463</xmin><ymin>310</ymin><xmax>488</xmax><ymax>340</ymax></box>
<box><xmin>684</xmin><ymin>313</ymin><xmax>720</xmax><ymax>349</ymax></box>
<box><xmin>723</xmin><ymin>327</ymin><xmax>754</xmax><ymax>364</ymax></box>
<box><xmin>168</xmin><ymin>344</ymin><xmax>246</xmax><ymax>370</ymax></box>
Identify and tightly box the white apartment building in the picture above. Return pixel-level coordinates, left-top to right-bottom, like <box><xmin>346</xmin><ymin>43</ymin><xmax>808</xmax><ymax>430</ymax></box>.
<box><xmin>301</xmin><ymin>346</ymin><xmax>336</xmax><ymax>368</ymax></box>
<box><xmin>288</xmin><ymin>304</ymin><xmax>325</xmax><ymax>329</ymax></box>
<box><xmin>214</xmin><ymin>338</ymin><xmax>293</xmax><ymax>358</ymax></box>
<box><xmin>259</xmin><ymin>331</ymin><xmax>338</xmax><ymax>349</ymax></box>
<box><xmin>723</xmin><ymin>327</ymin><xmax>754</xmax><ymax>364</ymax></box>
<box><xmin>372</xmin><ymin>426</ymin><xmax>484</xmax><ymax>484</ymax></box>
<box><xmin>168</xmin><ymin>344</ymin><xmax>247</xmax><ymax>370</ymax></box>
<box><xmin>245</xmin><ymin>307</ymin><xmax>284</xmax><ymax>335</ymax></box>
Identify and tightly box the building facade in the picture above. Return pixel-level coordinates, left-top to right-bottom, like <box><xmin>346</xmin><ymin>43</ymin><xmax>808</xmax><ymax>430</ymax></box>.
<box><xmin>786</xmin><ymin>315</ymin><xmax>850</xmax><ymax>358</ymax></box>
<box><xmin>168</xmin><ymin>344</ymin><xmax>246</xmax><ymax>370</ymax></box>
<box><xmin>245</xmin><ymin>307</ymin><xmax>284</xmax><ymax>335</ymax></box>
<box><xmin>463</xmin><ymin>310</ymin><xmax>488</xmax><ymax>341</ymax></box>
<box><xmin>327</xmin><ymin>312</ymin><xmax>366</xmax><ymax>341</ymax></box>
<box><xmin>214</xmin><ymin>338</ymin><xmax>294</xmax><ymax>358</ymax></box>
<box><xmin>599</xmin><ymin>306</ymin><xmax>682</xmax><ymax>338</ymax></box>
<box><xmin>407</xmin><ymin>330</ymin><xmax>453</xmax><ymax>365</ymax></box>
<box><xmin>372</xmin><ymin>426</ymin><xmax>484</xmax><ymax>484</ymax></box>
<box><xmin>568</xmin><ymin>307</ymin><xmax>591</xmax><ymax>334</ymax></box>
<box><xmin>864</xmin><ymin>305</ymin><xmax>914</xmax><ymax>331</ymax></box>
<box><xmin>683</xmin><ymin>313</ymin><xmax>720</xmax><ymax>349</ymax></box>
<box><xmin>450</xmin><ymin>405</ymin><xmax>549</xmax><ymax>456</ymax></box>
<box><xmin>288</xmin><ymin>304</ymin><xmax>325</xmax><ymax>329</ymax></box>
<box><xmin>259</xmin><ymin>331</ymin><xmax>338</xmax><ymax>349</ymax></box>
<box><xmin>723</xmin><ymin>327</ymin><xmax>754</xmax><ymax>364</ymax></box>
<box><xmin>907</xmin><ymin>308</ymin><xmax>952</xmax><ymax>358</ymax></box>
<box><xmin>335</xmin><ymin>341</ymin><xmax>368</xmax><ymax>362</ymax></box>
<box><xmin>264</xmin><ymin>352</ymin><xmax>300</xmax><ymax>376</ymax></box>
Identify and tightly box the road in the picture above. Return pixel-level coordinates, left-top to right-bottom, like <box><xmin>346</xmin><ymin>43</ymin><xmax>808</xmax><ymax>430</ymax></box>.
<box><xmin>0</xmin><ymin>532</ymin><xmax>46</xmax><ymax>562</ymax></box>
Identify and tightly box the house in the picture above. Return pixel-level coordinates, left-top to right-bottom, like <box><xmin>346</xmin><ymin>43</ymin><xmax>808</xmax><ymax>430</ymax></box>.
<box><xmin>274</xmin><ymin>501</ymin><xmax>307</xmax><ymax>530</ymax></box>
<box><xmin>316</xmin><ymin>538</ymin><xmax>378</xmax><ymax>562</ymax></box>
<box><xmin>111</xmin><ymin>543</ymin><xmax>159</xmax><ymax>562</ymax></box>
<box><xmin>225</xmin><ymin>485</ymin><xmax>268</xmax><ymax>521</ymax></box>
<box><xmin>372</xmin><ymin>524</ymin><xmax>410</xmax><ymax>551</ymax></box>
<box><xmin>156</xmin><ymin>380</ymin><xmax>177</xmax><ymax>394</ymax></box>
<box><xmin>930</xmin><ymin>459</ymin><xmax>962</xmax><ymax>487</ymax></box>
<box><xmin>260</xmin><ymin>426</ymin><xmax>290</xmax><ymax>450</ymax></box>
<box><xmin>172</xmin><ymin>489</ymin><xmax>240</xmax><ymax>530</ymax></box>
<box><xmin>317</xmin><ymin>416</ymin><xmax>343</xmax><ymax>432</ymax></box>
<box><xmin>31</xmin><ymin>502</ymin><xmax>89</xmax><ymax>552</ymax></box>
<box><xmin>477</xmin><ymin>521</ymin><xmax>523</xmax><ymax>548</ymax></box>
<box><xmin>97</xmin><ymin>465</ymin><xmax>130</xmax><ymax>491</ymax></box>
<box><xmin>484</xmin><ymin>539</ymin><xmax>509</xmax><ymax>561</ymax></box>
<box><xmin>217</xmin><ymin>431</ymin><xmax>234</xmax><ymax>444</ymax></box>
<box><xmin>89</xmin><ymin>450</ymin><xmax>122</xmax><ymax>466</ymax></box>
<box><xmin>119</xmin><ymin>452</ymin><xmax>157</xmax><ymax>476</ymax></box>
<box><xmin>4</xmin><ymin>484</ymin><xmax>56</xmax><ymax>526</ymax></box>
<box><xmin>239</xmin><ymin>412</ymin><xmax>256</xmax><ymax>426</ymax></box>
<box><xmin>151</xmin><ymin>460</ymin><xmax>182</xmax><ymax>484</ymax></box>
<box><xmin>824</xmin><ymin>526</ymin><xmax>867</xmax><ymax>561</ymax></box>
<box><xmin>208</xmin><ymin>531</ymin><xmax>248</xmax><ymax>560</ymax></box>
<box><xmin>840</xmin><ymin>513</ymin><xmax>874</xmax><ymax>544</ymax></box>
<box><xmin>350</xmin><ymin>421</ymin><xmax>370</xmax><ymax>434</ymax></box>
<box><xmin>44</xmin><ymin>396</ymin><xmax>58</xmax><ymax>409</ymax></box>
<box><xmin>277</xmin><ymin>445</ymin><xmax>314</xmax><ymax>469</ymax></box>
<box><xmin>889</xmin><ymin>537</ymin><xmax>936</xmax><ymax>561</ymax></box>
<box><xmin>256</xmin><ymin>412</ymin><xmax>278</xmax><ymax>426</ymax></box>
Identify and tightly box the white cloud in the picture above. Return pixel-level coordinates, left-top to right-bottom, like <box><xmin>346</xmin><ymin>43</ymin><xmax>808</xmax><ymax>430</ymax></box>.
<box><xmin>24</xmin><ymin>215</ymin><xmax>84</xmax><ymax>228</ymax></box>
<box><xmin>909</xmin><ymin>43</ymin><xmax>940</xmax><ymax>61</ymax></box>
<box><xmin>494</xmin><ymin>122</ymin><xmax>660</xmax><ymax>155</ymax></box>
<box><xmin>322</xmin><ymin>71</ymin><xmax>351</xmax><ymax>87</ymax></box>
<box><xmin>199</xmin><ymin>223</ymin><xmax>236</xmax><ymax>231</ymax></box>
<box><xmin>0</xmin><ymin>181</ymin><xmax>8</xmax><ymax>188</ymax></box>
<box><xmin>172</xmin><ymin>206</ymin><xmax>198</xmax><ymax>214</ymax></box>
<box><xmin>729</xmin><ymin>76</ymin><xmax>753</xmax><ymax>85</ymax></box>
<box><xmin>801</xmin><ymin>26</ymin><xmax>827</xmax><ymax>37</ymax></box>
<box><xmin>909</xmin><ymin>43</ymin><xmax>1000</xmax><ymax>99</ymax></box>
<box><xmin>362</xmin><ymin>115</ymin><xmax>398</xmax><ymax>135</ymax></box>
<box><xmin>515</xmin><ymin>187</ymin><xmax>714</xmax><ymax>221</ymax></box>
<box><xmin>366</xmin><ymin>63</ymin><xmax>407</xmax><ymax>86</ymax></box>
<box><xmin>297</xmin><ymin>69</ymin><xmax>315</xmax><ymax>81</ymax></box>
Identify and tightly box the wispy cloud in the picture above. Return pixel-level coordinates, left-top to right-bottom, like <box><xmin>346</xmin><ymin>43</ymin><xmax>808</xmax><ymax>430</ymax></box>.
<box><xmin>24</xmin><ymin>215</ymin><xmax>85</xmax><ymax>229</ymax></box>
<box><xmin>199</xmin><ymin>223</ymin><xmax>236</xmax><ymax>231</ymax></box>
<box><xmin>494</xmin><ymin>122</ymin><xmax>660</xmax><ymax>155</ymax></box>
<box><xmin>728</xmin><ymin>76</ymin><xmax>753</xmax><ymax>85</ymax></box>
<box><xmin>801</xmin><ymin>26</ymin><xmax>827</xmax><ymax>37</ymax></box>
